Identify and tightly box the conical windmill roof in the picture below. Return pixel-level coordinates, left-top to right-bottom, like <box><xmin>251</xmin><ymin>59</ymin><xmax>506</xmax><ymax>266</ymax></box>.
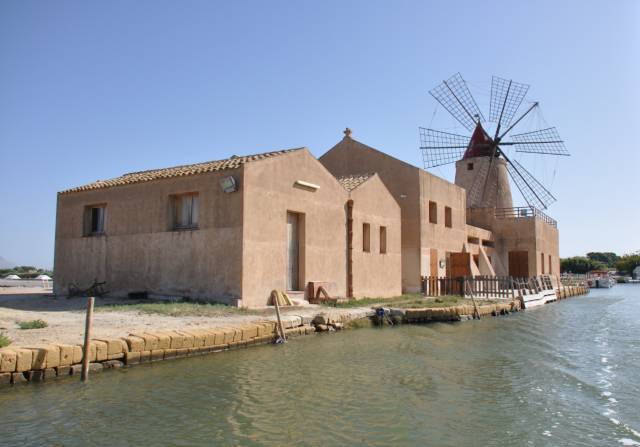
<box><xmin>463</xmin><ymin>123</ymin><xmax>494</xmax><ymax>159</ymax></box>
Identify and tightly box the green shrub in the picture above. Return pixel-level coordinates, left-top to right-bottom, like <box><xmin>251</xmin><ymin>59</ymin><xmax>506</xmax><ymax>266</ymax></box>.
<box><xmin>0</xmin><ymin>332</ymin><xmax>11</xmax><ymax>348</ymax></box>
<box><xmin>18</xmin><ymin>319</ymin><xmax>48</xmax><ymax>330</ymax></box>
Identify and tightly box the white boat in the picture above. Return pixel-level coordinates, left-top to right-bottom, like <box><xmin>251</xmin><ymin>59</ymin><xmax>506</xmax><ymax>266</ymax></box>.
<box><xmin>517</xmin><ymin>276</ymin><xmax>558</xmax><ymax>309</ymax></box>
<box><xmin>588</xmin><ymin>275</ymin><xmax>615</xmax><ymax>288</ymax></box>
<box><xmin>520</xmin><ymin>288</ymin><xmax>557</xmax><ymax>308</ymax></box>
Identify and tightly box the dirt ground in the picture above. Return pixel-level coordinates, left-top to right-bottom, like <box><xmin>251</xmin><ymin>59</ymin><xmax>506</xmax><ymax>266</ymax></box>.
<box><xmin>0</xmin><ymin>287</ymin><xmax>370</xmax><ymax>347</ymax></box>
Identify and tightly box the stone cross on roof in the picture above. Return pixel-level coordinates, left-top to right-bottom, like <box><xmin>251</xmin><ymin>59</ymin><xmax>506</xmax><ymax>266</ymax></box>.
<box><xmin>343</xmin><ymin>127</ymin><xmax>352</xmax><ymax>138</ymax></box>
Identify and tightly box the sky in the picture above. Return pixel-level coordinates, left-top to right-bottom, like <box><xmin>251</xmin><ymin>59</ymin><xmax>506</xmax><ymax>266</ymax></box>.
<box><xmin>1</xmin><ymin>0</ymin><xmax>639</xmax><ymax>268</ymax></box>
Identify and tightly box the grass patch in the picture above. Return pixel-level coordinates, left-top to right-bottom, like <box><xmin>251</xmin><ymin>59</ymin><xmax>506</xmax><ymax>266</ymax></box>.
<box><xmin>327</xmin><ymin>294</ymin><xmax>489</xmax><ymax>309</ymax></box>
<box><xmin>95</xmin><ymin>301</ymin><xmax>268</xmax><ymax>317</ymax></box>
<box><xmin>18</xmin><ymin>319</ymin><xmax>48</xmax><ymax>330</ymax></box>
<box><xmin>328</xmin><ymin>294</ymin><xmax>424</xmax><ymax>308</ymax></box>
<box><xmin>0</xmin><ymin>332</ymin><xmax>11</xmax><ymax>348</ymax></box>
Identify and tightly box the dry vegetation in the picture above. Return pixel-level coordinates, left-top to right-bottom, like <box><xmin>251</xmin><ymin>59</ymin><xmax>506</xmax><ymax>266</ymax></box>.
<box><xmin>94</xmin><ymin>301</ymin><xmax>270</xmax><ymax>317</ymax></box>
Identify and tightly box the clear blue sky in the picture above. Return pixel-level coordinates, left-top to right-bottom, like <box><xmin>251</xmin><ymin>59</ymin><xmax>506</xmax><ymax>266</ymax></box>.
<box><xmin>1</xmin><ymin>0</ymin><xmax>638</xmax><ymax>268</ymax></box>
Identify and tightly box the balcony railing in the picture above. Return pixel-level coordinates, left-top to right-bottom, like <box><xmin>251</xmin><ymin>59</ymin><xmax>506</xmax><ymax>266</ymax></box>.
<box><xmin>469</xmin><ymin>206</ymin><xmax>557</xmax><ymax>228</ymax></box>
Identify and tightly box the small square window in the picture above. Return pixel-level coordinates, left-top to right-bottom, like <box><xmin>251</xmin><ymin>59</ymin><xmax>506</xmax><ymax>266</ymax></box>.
<box><xmin>173</xmin><ymin>193</ymin><xmax>199</xmax><ymax>229</ymax></box>
<box><xmin>467</xmin><ymin>162</ymin><xmax>474</xmax><ymax>170</ymax></box>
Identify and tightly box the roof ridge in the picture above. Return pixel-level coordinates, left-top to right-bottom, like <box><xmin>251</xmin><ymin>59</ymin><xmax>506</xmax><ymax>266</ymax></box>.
<box><xmin>60</xmin><ymin>147</ymin><xmax>305</xmax><ymax>194</ymax></box>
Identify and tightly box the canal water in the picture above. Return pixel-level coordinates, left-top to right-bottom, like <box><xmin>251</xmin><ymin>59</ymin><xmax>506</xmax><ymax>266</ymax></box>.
<box><xmin>1</xmin><ymin>287</ymin><xmax>639</xmax><ymax>446</ymax></box>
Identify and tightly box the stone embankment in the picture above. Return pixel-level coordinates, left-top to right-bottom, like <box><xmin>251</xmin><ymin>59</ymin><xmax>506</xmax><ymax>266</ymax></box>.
<box><xmin>0</xmin><ymin>286</ymin><xmax>589</xmax><ymax>389</ymax></box>
<box><xmin>556</xmin><ymin>285</ymin><xmax>589</xmax><ymax>299</ymax></box>
<box><xmin>0</xmin><ymin>310</ymin><xmax>372</xmax><ymax>387</ymax></box>
<box><xmin>390</xmin><ymin>300</ymin><xmax>521</xmax><ymax>324</ymax></box>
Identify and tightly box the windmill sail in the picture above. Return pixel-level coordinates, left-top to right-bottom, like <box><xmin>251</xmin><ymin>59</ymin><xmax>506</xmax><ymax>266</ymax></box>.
<box><xmin>508</xmin><ymin>127</ymin><xmax>569</xmax><ymax>155</ymax></box>
<box><xmin>421</xmin><ymin>72</ymin><xmax>568</xmax><ymax>211</ymax></box>
<box><xmin>429</xmin><ymin>73</ymin><xmax>485</xmax><ymax>131</ymax></box>
<box><xmin>489</xmin><ymin>76</ymin><xmax>530</xmax><ymax>130</ymax></box>
<box><xmin>419</xmin><ymin>127</ymin><xmax>469</xmax><ymax>168</ymax></box>
<box><xmin>505</xmin><ymin>158</ymin><xmax>556</xmax><ymax>210</ymax></box>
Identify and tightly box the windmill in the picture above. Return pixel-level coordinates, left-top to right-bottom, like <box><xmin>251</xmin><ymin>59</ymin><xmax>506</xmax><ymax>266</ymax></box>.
<box><xmin>419</xmin><ymin>73</ymin><xmax>569</xmax><ymax>211</ymax></box>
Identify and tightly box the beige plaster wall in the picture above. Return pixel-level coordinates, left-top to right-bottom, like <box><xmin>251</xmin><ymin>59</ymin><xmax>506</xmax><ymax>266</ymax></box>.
<box><xmin>349</xmin><ymin>175</ymin><xmax>402</xmax><ymax>298</ymax></box>
<box><xmin>492</xmin><ymin>218</ymin><xmax>559</xmax><ymax>277</ymax></box>
<box><xmin>419</xmin><ymin>170</ymin><xmax>469</xmax><ymax>279</ymax></box>
<box><xmin>534</xmin><ymin>219</ymin><xmax>560</xmax><ymax>277</ymax></box>
<box><xmin>54</xmin><ymin>169</ymin><xmax>245</xmax><ymax>303</ymax></box>
<box><xmin>241</xmin><ymin>150</ymin><xmax>349</xmax><ymax>307</ymax></box>
<box><xmin>465</xmin><ymin>224</ymin><xmax>496</xmax><ymax>273</ymax></box>
<box><xmin>319</xmin><ymin>137</ymin><xmax>422</xmax><ymax>292</ymax></box>
<box><xmin>455</xmin><ymin>157</ymin><xmax>513</xmax><ymax>209</ymax></box>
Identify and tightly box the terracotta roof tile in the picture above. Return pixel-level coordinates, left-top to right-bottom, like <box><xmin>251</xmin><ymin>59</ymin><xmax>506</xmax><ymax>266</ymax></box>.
<box><xmin>60</xmin><ymin>147</ymin><xmax>304</xmax><ymax>194</ymax></box>
<box><xmin>336</xmin><ymin>173</ymin><xmax>374</xmax><ymax>192</ymax></box>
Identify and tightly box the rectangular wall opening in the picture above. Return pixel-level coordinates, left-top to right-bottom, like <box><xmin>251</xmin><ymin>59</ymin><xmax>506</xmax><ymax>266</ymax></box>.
<box><xmin>172</xmin><ymin>192</ymin><xmax>199</xmax><ymax>230</ymax></box>
<box><xmin>429</xmin><ymin>201</ymin><xmax>437</xmax><ymax>224</ymax></box>
<box><xmin>430</xmin><ymin>248</ymin><xmax>438</xmax><ymax>277</ymax></box>
<box><xmin>363</xmin><ymin>223</ymin><xmax>371</xmax><ymax>252</ymax></box>
<box><xmin>286</xmin><ymin>211</ymin><xmax>305</xmax><ymax>291</ymax></box>
<box><xmin>445</xmin><ymin>206</ymin><xmax>452</xmax><ymax>228</ymax></box>
<box><xmin>84</xmin><ymin>204</ymin><xmax>106</xmax><ymax>236</ymax></box>
<box><xmin>379</xmin><ymin>226</ymin><xmax>387</xmax><ymax>254</ymax></box>
<box><xmin>509</xmin><ymin>251</ymin><xmax>529</xmax><ymax>278</ymax></box>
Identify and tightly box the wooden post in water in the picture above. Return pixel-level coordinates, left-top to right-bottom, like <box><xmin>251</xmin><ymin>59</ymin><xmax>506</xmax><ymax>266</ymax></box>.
<box><xmin>273</xmin><ymin>292</ymin><xmax>287</xmax><ymax>343</ymax></box>
<box><xmin>81</xmin><ymin>296</ymin><xmax>94</xmax><ymax>382</ymax></box>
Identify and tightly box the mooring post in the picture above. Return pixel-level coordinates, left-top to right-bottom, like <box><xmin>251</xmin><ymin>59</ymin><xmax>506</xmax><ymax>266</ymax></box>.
<box><xmin>81</xmin><ymin>296</ymin><xmax>95</xmax><ymax>382</ymax></box>
<box><xmin>273</xmin><ymin>292</ymin><xmax>287</xmax><ymax>343</ymax></box>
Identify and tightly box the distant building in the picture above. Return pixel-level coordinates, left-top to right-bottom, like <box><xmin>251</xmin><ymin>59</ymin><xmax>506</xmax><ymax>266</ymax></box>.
<box><xmin>634</xmin><ymin>265</ymin><xmax>640</xmax><ymax>279</ymax></box>
<box><xmin>54</xmin><ymin>129</ymin><xmax>559</xmax><ymax>307</ymax></box>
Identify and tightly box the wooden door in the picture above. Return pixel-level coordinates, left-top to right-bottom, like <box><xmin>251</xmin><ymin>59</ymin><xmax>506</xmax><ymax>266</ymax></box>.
<box><xmin>450</xmin><ymin>252</ymin><xmax>471</xmax><ymax>278</ymax></box>
<box><xmin>508</xmin><ymin>251</ymin><xmax>529</xmax><ymax>278</ymax></box>
<box><xmin>286</xmin><ymin>212</ymin><xmax>300</xmax><ymax>290</ymax></box>
<box><xmin>430</xmin><ymin>249</ymin><xmax>438</xmax><ymax>277</ymax></box>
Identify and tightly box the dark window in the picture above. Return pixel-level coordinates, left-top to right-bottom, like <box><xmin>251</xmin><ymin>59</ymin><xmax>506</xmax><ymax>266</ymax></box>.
<box><xmin>481</xmin><ymin>239</ymin><xmax>495</xmax><ymax>248</ymax></box>
<box><xmin>429</xmin><ymin>201</ymin><xmax>437</xmax><ymax>224</ymax></box>
<box><xmin>467</xmin><ymin>162</ymin><xmax>474</xmax><ymax>170</ymax></box>
<box><xmin>363</xmin><ymin>223</ymin><xmax>370</xmax><ymax>252</ymax></box>
<box><xmin>84</xmin><ymin>205</ymin><xmax>106</xmax><ymax>236</ymax></box>
<box><xmin>445</xmin><ymin>206</ymin><xmax>452</xmax><ymax>228</ymax></box>
<box><xmin>379</xmin><ymin>226</ymin><xmax>387</xmax><ymax>254</ymax></box>
<box><xmin>467</xmin><ymin>236</ymin><xmax>480</xmax><ymax>244</ymax></box>
<box><xmin>173</xmin><ymin>193</ymin><xmax>199</xmax><ymax>229</ymax></box>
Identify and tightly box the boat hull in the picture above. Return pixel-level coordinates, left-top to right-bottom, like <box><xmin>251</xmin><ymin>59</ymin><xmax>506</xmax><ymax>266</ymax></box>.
<box><xmin>521</xmin><ymin>290</ymin><xmax>558</xmax><ymax>309</ymax></box>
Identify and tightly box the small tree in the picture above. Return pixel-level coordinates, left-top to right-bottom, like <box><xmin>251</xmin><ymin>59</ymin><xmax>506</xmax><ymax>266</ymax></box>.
<box><xmin>616</xmin><ymin>251</ymin><xmax>640</xmax><ymax>275</ymax></box>
<box><xmin>561</xmin><ymin>256</ymin><xmax>607</xmax><ymax>274</ymax></box>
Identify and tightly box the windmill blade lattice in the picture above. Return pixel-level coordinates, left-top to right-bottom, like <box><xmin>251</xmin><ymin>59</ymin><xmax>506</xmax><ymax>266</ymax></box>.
<box><xmin>419</xmin><ymin>127</ymin><xmax>469</xmax><ymax>168</ymax></box>
<box><xmin>506</xmin><ymin>158</ymin><xmax>557</xmax><ymax>210</ymax></box>
<box><xmin>429</xmin><ymin>73</ymin><xmax>485</xmax><ymax>131</ymax></box>
<box><xmin>489</xmin><ymin>76</ymin><xmax>530</xmax><ymax>129</ymax></box>
<box><xmin>508</xmin><ymin>127</ymin><xmax>569</xmax><ymax>156</ymax></box>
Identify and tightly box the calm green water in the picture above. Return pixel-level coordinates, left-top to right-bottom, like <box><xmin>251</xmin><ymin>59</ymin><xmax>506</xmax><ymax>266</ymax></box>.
<box><xmin>1</xmin><ymin>287</ymin><xmax>639</xmax><ymax>446</ymax></box>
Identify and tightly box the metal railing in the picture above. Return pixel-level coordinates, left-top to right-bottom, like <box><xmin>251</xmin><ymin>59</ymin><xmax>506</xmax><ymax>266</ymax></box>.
<box><xmin>468</xmin><ymin>206</ymin><xmax>557</xmax><ymax>228</ymax></box>
<box><xmin>494</xmin><ymin>206</ymin><xmax>557</xmax><ymax>227</ymax></box>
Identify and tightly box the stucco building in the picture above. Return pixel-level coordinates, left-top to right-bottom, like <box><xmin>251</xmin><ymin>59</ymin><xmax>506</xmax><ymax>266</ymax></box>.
<box><xmin>54</xmin><ymin>128</ymin><xmax>559</xmax><ymax>307</ymax></box>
